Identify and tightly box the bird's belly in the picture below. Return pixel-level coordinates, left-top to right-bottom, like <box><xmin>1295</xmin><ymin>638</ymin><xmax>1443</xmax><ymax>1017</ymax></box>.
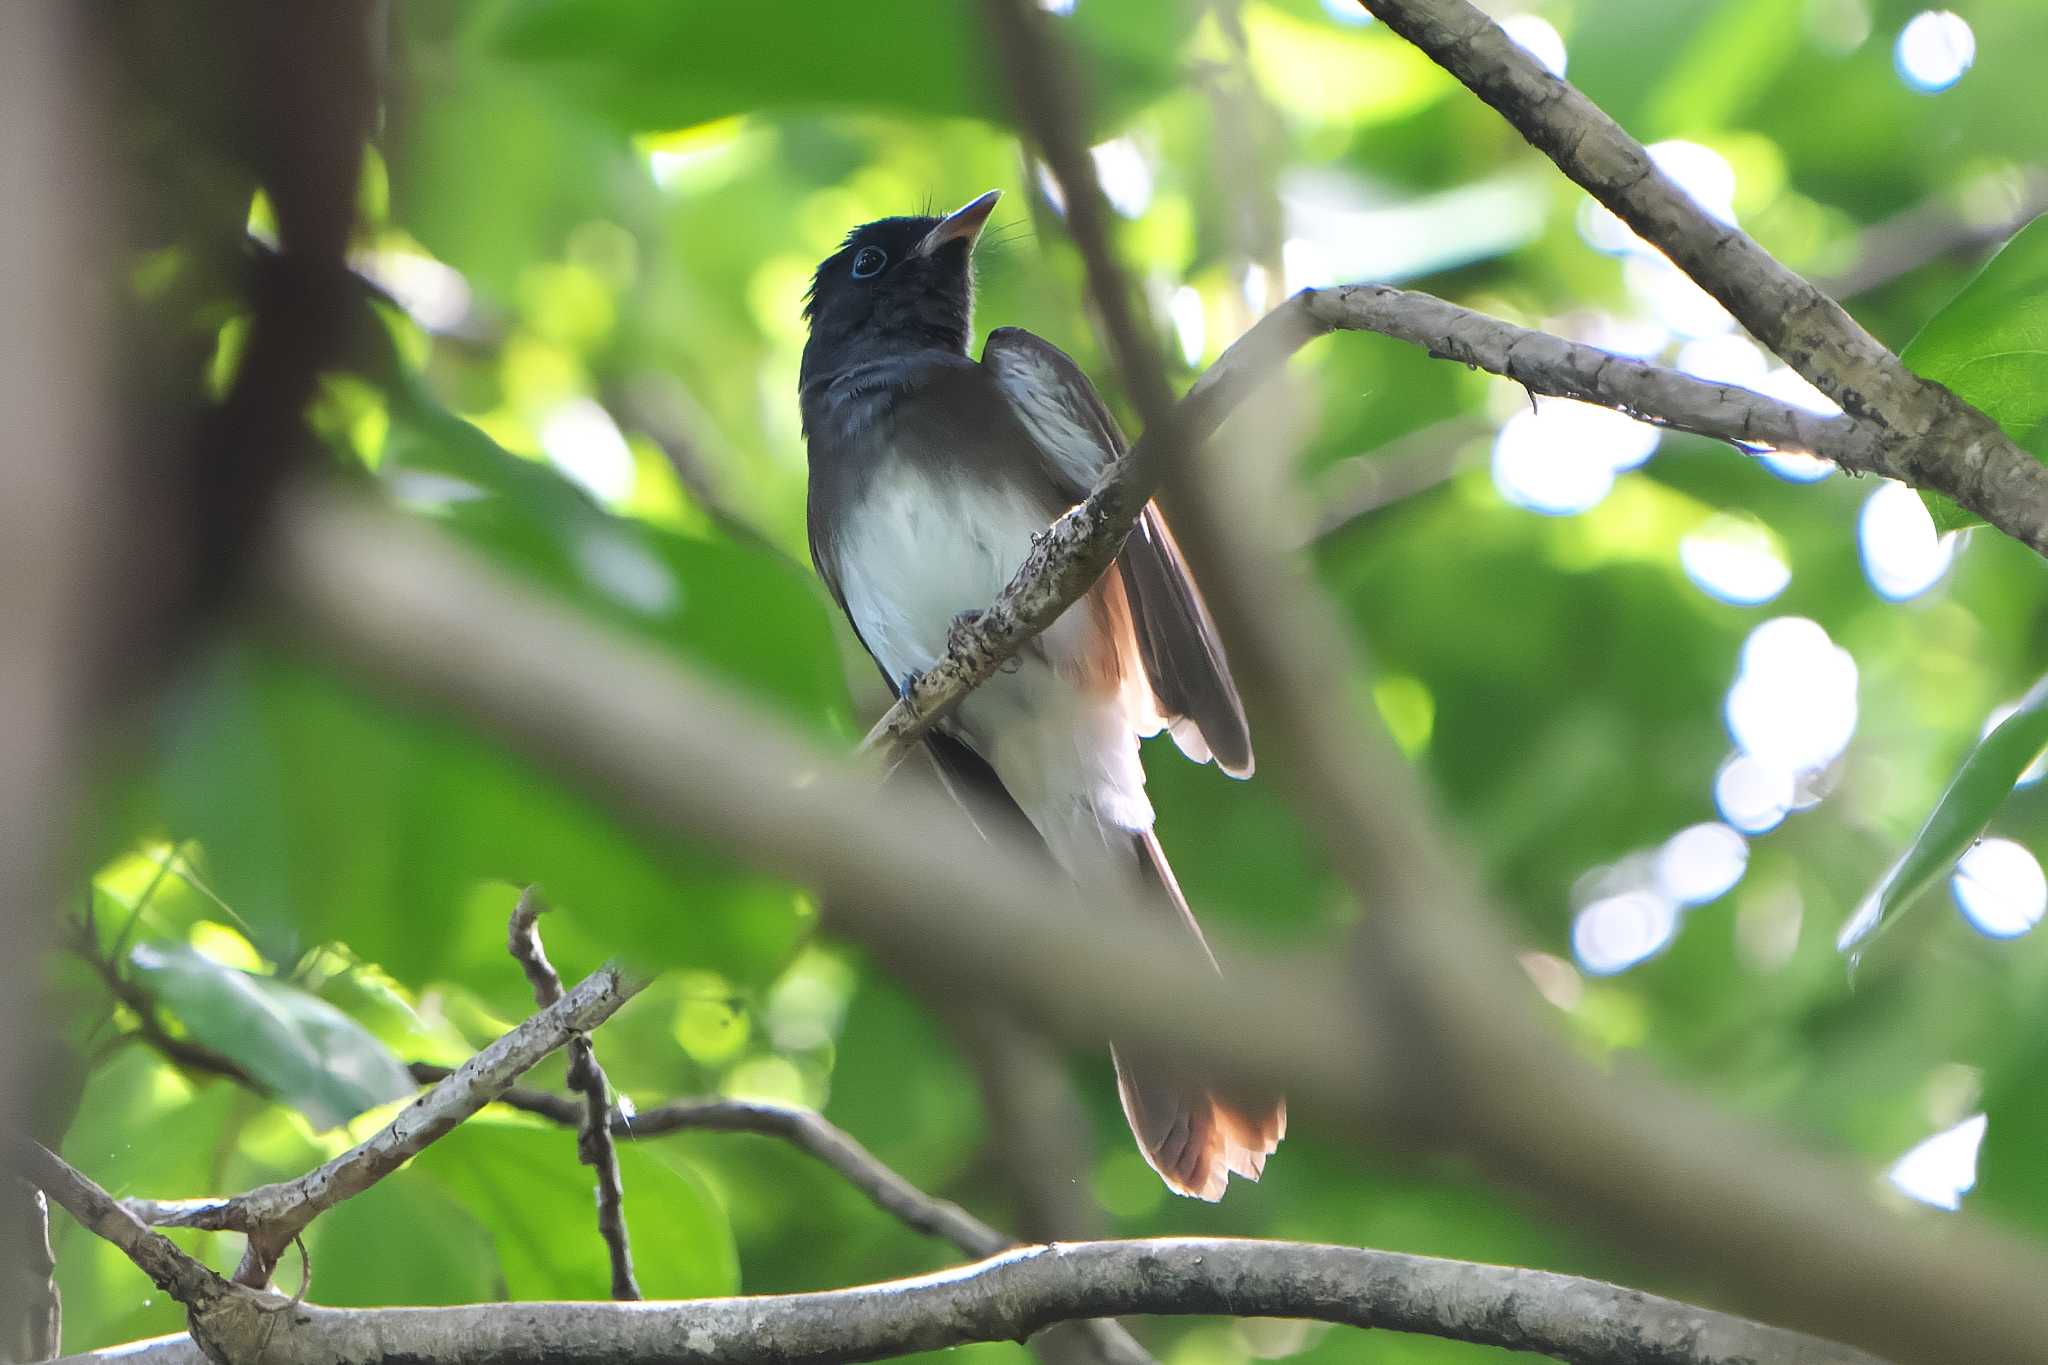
<box><xmin>837</xmin><ymin>464</ymin><xmax>1064</xmax><ymax>687</ymax></box>
<box><xmin>835</xmin><ymin>462</ymin><xmax>1154</xmax><ymax>861</ymax></box>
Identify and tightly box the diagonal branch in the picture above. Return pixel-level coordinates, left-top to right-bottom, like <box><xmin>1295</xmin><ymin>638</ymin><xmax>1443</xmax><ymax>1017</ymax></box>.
<box><xmin>1354</xmin><ymin>0</ymin><xmax>2048</xmax><ymax>553</ymax></box>
<box><xmin>957</xmin><ymin>4</ymin><xmax>2048</xmax><ymax>1363</ymax></box>
<box><xmin>125</xmin><ymin>966</ymin><xmax>643</xmax><ymax>1289</ymax></box>
<box><xmin>42</xmin><ymin>1237</ymin><xmax>1888</xmax><ymax>1365</ymax></box>
<box><xmin>268</xmin><ymin>487</ymin><xmax>2048</xmax><ymax>1365</ymax></box>
<box><xmin>860</xmin><ymin>280</ymin><xmax>1868</xmax><ymax>759</ymax></box>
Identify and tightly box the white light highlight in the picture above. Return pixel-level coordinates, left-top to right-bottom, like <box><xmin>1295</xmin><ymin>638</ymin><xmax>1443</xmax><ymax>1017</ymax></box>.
<box><xmin>1656</xmin><ymin>823</ymin><xmax>1750</xmax><ymax>905</ymax></box>
<box><xmin>1889</xmin><ymin>1113</ymin><xmax>1986</xmax><ymax>1211</ymax></box>
<box><xmin>540</xmin><ymin>398</ymin><xmax>636</xmax><ymax>505</ymax></box>
<box><xmin>1501</xmin><ymin>14</ymin><xmax>1568</xmax><ymax>77</ymax></box>
<box><xmin>1579</xmin><ymin>140</ymin><xmax>1738</xmax><ymax>257</ymax></box>
<box><xmin>1491</xmin><ymin>398</ymin><xmax>1661</xmax><ymax>517</ymax></box>
<box><xmin>1573</xmin><ymin>891</ymin><xmax>1681</xmax><ymax>975</ymax></box>
<box><xmin>1680</xmin><ymin>518</ymin><xmax>1791</xmax><ymax>605</ymax></box>
<box><xmin>1859</xmin><ymin>480</ymin><xmax>1957</xmax><ymax>600</ymax></box>
<box><xmin>1169</xmin><ymin>286</ymin><xmax>1206</xmax><ymax>367</ymax></box>
<box><xmin>357</xmin><ymin>250</ymin><xmax>473</xmax><ymax>333</ymax></box>
<box><xmin>1625</xmin><ymin>254</ymin><xmax>1735</xmax><ymax>337</ymax></box>
<box><xmin>1090</xmin><ymin>138</ymin><xmax>1154</xmax><ymax>218</ymax></box>
<box><xmin>1038</xmin><ymin>0</ymin><xmax>1077</xmax><ymax>13</ymax></box>
<box><xmin>1716</xmin><ymin>753</ymin><xmax>1795</xmax><ymax>834</ymax></box>
<box><xmin>1319</xmin><ymin>0</ymin><xmax>1374</xmax><ymax>24</ymax></box>
<box><xmin>1725</xmin><ymin>617</ymin><xmax>1859</xmax><ymax>776</ymax></box>
<box><xmin>1675</xmin><ymin>334</ymin><xmax>1768</xmax><ymax>388</ymax></box>
<box><xmin>1982</xmin><ymin>703</ymin><xmax>2048</xmax><ymax>788</ymax></box>
<box><xmin>1953</xmin><ymin>839</ymin><xmax>2047</xmax><ymax>939</ymax></box>
<box><xmin>1751</xmin><ymin>366</ymin><xmax>1842</xmax><ymax>482</ymax></box>
<box><xmin>573</xmin><ymin>529</ymin><xmax>678</xmax><ymax>615</ymax></box>
<box><xmin>1895</xmin><ymin>11</ymin><xmax>1974</xmax><ymax>92</ymax></box>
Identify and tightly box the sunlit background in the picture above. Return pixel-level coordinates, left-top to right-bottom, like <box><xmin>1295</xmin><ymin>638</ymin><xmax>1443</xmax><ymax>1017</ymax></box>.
<box><xmin>56</xmin><ymin>1</ymin><xmax>2048</xmax><ymax>1360</ymax></box>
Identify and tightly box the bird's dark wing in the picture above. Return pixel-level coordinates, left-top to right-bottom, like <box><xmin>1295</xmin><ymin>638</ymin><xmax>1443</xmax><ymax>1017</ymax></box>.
<box><xmin>982</xmin><ymin>326</ymin><xmax>1253</xmax><ymax>777</ymax></box>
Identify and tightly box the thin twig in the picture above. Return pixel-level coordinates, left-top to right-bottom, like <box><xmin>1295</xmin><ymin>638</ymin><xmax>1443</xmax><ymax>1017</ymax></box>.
<box><xmin>118</xmin><ymin>966</ymin><xmax>643</xmax><ymax>1292</ymax></box>
<box><xmin>409</xmin><ymin>1063</ymin><xmax>1007</xmax><ymax>1260</ymax></box>
<box><xmin>504</xmin><ymin>891</ymin><xmax>639</xmax><ymax>1301</ymax></box>
<box><xmin>42</xmin><ymin>1237</ymin><xmax>1888</xmax><ymax>1365</ymax></box>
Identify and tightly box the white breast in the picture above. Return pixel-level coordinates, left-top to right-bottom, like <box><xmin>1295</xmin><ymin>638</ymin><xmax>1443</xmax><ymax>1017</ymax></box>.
<box><xmin>833</xmin><ymin>459</ymin><xmax>1157</xmax><ymax>874</ymax></box>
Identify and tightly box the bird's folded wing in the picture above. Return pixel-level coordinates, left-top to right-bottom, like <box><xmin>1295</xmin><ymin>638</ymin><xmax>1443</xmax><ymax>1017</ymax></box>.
<box><xmin>982</xmin><ymin>326</ymin><xmax>1253</xmax><ymax>777</ymax></box>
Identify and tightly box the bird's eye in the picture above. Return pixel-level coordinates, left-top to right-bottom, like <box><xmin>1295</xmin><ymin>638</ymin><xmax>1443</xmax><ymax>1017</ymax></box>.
<box><xmin>850</xmin><ymin>246</ymin><xmax>888</xmax><ymax>279</ymax></box>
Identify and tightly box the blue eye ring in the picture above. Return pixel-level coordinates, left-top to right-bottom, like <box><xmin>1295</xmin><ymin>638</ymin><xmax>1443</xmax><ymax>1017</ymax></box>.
<box><xmin>851</xmin><ymin>246</ymin><xmax>888</xmax><ymax>279</ymax></box>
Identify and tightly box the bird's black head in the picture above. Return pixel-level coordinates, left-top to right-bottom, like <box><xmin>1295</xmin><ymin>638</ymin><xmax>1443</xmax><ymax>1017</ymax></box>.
<box><xmin>800</xmin><ymin>190</ymin><xmax>1000</xmax><ymax>388</ymax></box>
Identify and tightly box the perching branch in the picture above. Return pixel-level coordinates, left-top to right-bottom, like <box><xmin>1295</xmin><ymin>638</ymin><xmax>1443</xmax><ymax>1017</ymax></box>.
<box><xmin>976</xmin><ymin>4</ymin><xmax>2048</xmax><ymax>1363</ymax></box>
<box><xmin>859</xmin><ymin>278</ymin><xmax>1866</xmax><ymax>759</ymax></box>
<box><xmin>266</xmin><ymin>488</ymin><xmax>2048</xmax><ymax>1365</ymax></box>
<box><xmin>125</xmin><ymin>966</ymin><xmax>643</xmax><ymax>1289</ymax></box>
<box><xmin>505</xmin><ymin>892</ymin><xmax>640</xmax><ymax>1301</ymax></box>
<box><xmin>1354</xmin><ymin>0</ymin><xmax>2048</xmax><ymax>553</ymax></box>
<box><xmin>44</xmin><ymin>1237</ymin><xmax>1888</xmax><ymax>1365</ymax></box>
<box><xmin>403</xmin><ymin>1064</ymin><xmax>1156</xmax><ymax>1365</ymax></box>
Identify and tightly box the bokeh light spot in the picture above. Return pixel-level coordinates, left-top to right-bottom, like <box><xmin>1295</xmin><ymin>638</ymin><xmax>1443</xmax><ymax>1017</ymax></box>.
<box><xmin>1895</xmin><ymin>11</ymin><xmax>1974</xmax><ymax>92</ymax></box>
<box><xmin>1953</xmin><ymin>839</ymin><xmax>2047</xmax><ymax>939</ymax></box>
<box><xmin>1500</xmin><ymin>14</ymin><xmax>1568</xmax><ymax>77</ymax></box>
<box><xmin>1491</xmin><ymin>398</ymin><xmax>1660</xmax><ymax>516</ymax></box>
<box><xmin>1656</xmin><ymin>823</ymin><xmax>1750</xmax><ymax>905</ymax></box>
<box><xmin>1725</xmin><ymin>617</ymin><xmax>1858</xmax><ymax>777</ymax></box>
<box><xmin>1981</xmin><ymin>703</ymin><xmax>2048</xmax><ymax>788</ymax></box>
<box><xmin>1716</xmin><ymin>754</ymin><xmax>1794</xmax><ymax>834</ymax></box>
<box><xmin>1890</xmin><ymin>1113</ymin><xmax>1986</xmax><ymax>1210</ymax></box>
<box><xmin>1573</xmin><ymin>892</ymin><xmax>1680</xmax><ymax>975</ymax></box>
<box><xmin>541</xmin><ymin>397</ymin><xmax>636</xmax><ymax>505</ymax></box>
<box><xmin>1859</xmin><ymin>480</ymin><xmax>1957</xmax><ymax>600</ymax></box>
<box><xmin>1680</xmin><ymin>516</ymin><xmax>1791</xmax><ymax>606</ymax></box>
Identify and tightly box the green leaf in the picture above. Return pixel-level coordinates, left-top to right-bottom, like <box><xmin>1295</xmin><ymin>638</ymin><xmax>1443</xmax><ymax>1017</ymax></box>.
<box><xmin>124</xmin><ymin>940</ymin><xmax>417</xmax><ymax>1129</ymax></box>
<box><xmin>150</xmin><ymin>645</ymin><xmax>808</xmax><ymax>997</ymax></box>
<box><xmin>414</xmin><ymin>1117</ymin><xmax>738</xmax><ymax>1299</ymax></box>
<box><xmin>1899</xmin><ymin>214</ymin><xmax>2048</xmax><ymax>533</ymax></box>
<box><xmin>1838</xmin><ymin>672</ymin><xmax>2048</xmax><ymax>956</ymax></box>
<box><xmin>488</xmin><ymin>0</ymin><xmax>1192</xmax><ymax>135</ymax></box>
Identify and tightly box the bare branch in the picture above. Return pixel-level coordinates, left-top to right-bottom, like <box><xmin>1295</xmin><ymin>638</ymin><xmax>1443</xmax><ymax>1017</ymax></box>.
<box><xmin>44</xmin><ymin>1237</ymin><xmax>1887</xmax><ymax>1365</ymax></box>
<box><xmin>124</xmin><ymin>966</ymin><xmax>643</xmax><ymax>1291</ymax></box>
<box><xmin>10</xmin><ymin>1142</ymin><xmax>227</xmax><ymax>1318</ymax></box>
<box><xmin>505</xmin><ymin>892</ymin><xmax>639</xmax><ymax>1301</ymax></box>
<box><xmin>404</xmin><ymin>1061</ymin><xmax>1157</xmax><ymax>1365</ymax></box>
<box><xmin>267</xmin><ymin>489</ymin><xmax>2048</xmax><ymax>1365</ymax></box>
<box><xmin>941</xmin><ymin>6</ymin><xmax>2048</xmax><ymax>1364</ymax></box>
<box><xmin>1355</xmin><ymin>0</ymin><xmax>2048</xmax><ymax>552</ymax></box>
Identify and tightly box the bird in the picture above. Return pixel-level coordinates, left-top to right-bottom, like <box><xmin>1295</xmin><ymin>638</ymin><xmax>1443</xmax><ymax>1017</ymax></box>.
<box><xmin>798</xmin><ymin>188</ymin><xmax>1284</xmax><ymax>1201</ymax></box>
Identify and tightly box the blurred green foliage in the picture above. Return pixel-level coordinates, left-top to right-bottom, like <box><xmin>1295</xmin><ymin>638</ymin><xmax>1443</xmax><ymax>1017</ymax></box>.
<box><xmin>50</xmin><ymin>2</ymin><xmax>2048</xmax><ymax>1362</ymax></box>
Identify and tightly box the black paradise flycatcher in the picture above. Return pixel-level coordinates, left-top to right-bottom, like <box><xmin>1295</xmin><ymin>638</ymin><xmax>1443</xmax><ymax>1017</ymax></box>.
<box><xmin>799</xmin><ymin>189</ymin><xmax>1284</xmax><ymax>1200</ymax></box>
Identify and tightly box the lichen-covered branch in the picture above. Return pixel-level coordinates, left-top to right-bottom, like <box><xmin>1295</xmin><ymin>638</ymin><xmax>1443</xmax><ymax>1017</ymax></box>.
<box><xmin>1355</xmin><ymin>0</ymin><xmax>2048</xmax><ymax>553</ymax></box>
<box><xmin>859</xmin><ymin>279</ymin><xmax>1863</xmax><ymax>759</ymax></box>
<box><xmin>124</xmin><ymin>966</ymin><xmax>643</xmax><ymax>1289</ymax></box>
<box><xmin>44</xmin><ymin>1238</ymin><xmax>1887</xmax><ymax>1365</ymax></box>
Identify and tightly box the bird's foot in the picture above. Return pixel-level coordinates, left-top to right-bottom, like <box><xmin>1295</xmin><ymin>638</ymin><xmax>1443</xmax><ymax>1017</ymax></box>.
<box><xmin>945</xmin><ymin>609</ymin><xmax>984</xmax><ymax>656</ymax></box>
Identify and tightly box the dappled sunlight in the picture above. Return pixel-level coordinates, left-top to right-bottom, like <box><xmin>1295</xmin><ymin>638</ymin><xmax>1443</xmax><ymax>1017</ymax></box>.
<box><xmin>1656</xmin><ymin>823</ymin><xmax>1749</xmax><ymax>906</ymax></box>
<box><xmin>1890</xmin><ymin>1114</ymin><xmax>1986</xmax><ymax>1211</ymax></box>
<box><xmin>1725</xmin><ymin>617</ymin><xmax>1859</xmax><ymax>778</ymax></box>
<box><xmin>1859</xmin><ymin>480</ymin><xmax>1957</xmax><ymax>600</ymax></box>
<box><xmin>1680</xmin><ymin>516</ymin><xmax>1792</xmax><ymax>605</ymax></box>
<box><xmin>1491</xmin><ymin>397</ymin><xmax>1660</xmax><ymax>516</ymax></box>
<box><xmin>1500</xmin><ymin>14</ymin><xmax>1567</xmax><ymax>79</ymax></box>
<box><xmin>540</xmin><ymin>397</ymin><xmax>638</xmax><ymax>505</ymax></box>
<box><xmin>1715</xmin><ymin>753</ymin><xmax>1796</xmax><ymax>834</ymax></box>
<box><xmin>1895</xmin><ymin>11</ymin><xmax>1974</xmax><ymax>93</ymax></box>
<box><xmin>1573</xmin><ymin>891</ymin><xmax>1680</xmax><ymax>976</ymax></box>
<box><xmin>1952</xmin><ymin>839</ymin><xmax>2047</xmax><ymax>939</ymax></box>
